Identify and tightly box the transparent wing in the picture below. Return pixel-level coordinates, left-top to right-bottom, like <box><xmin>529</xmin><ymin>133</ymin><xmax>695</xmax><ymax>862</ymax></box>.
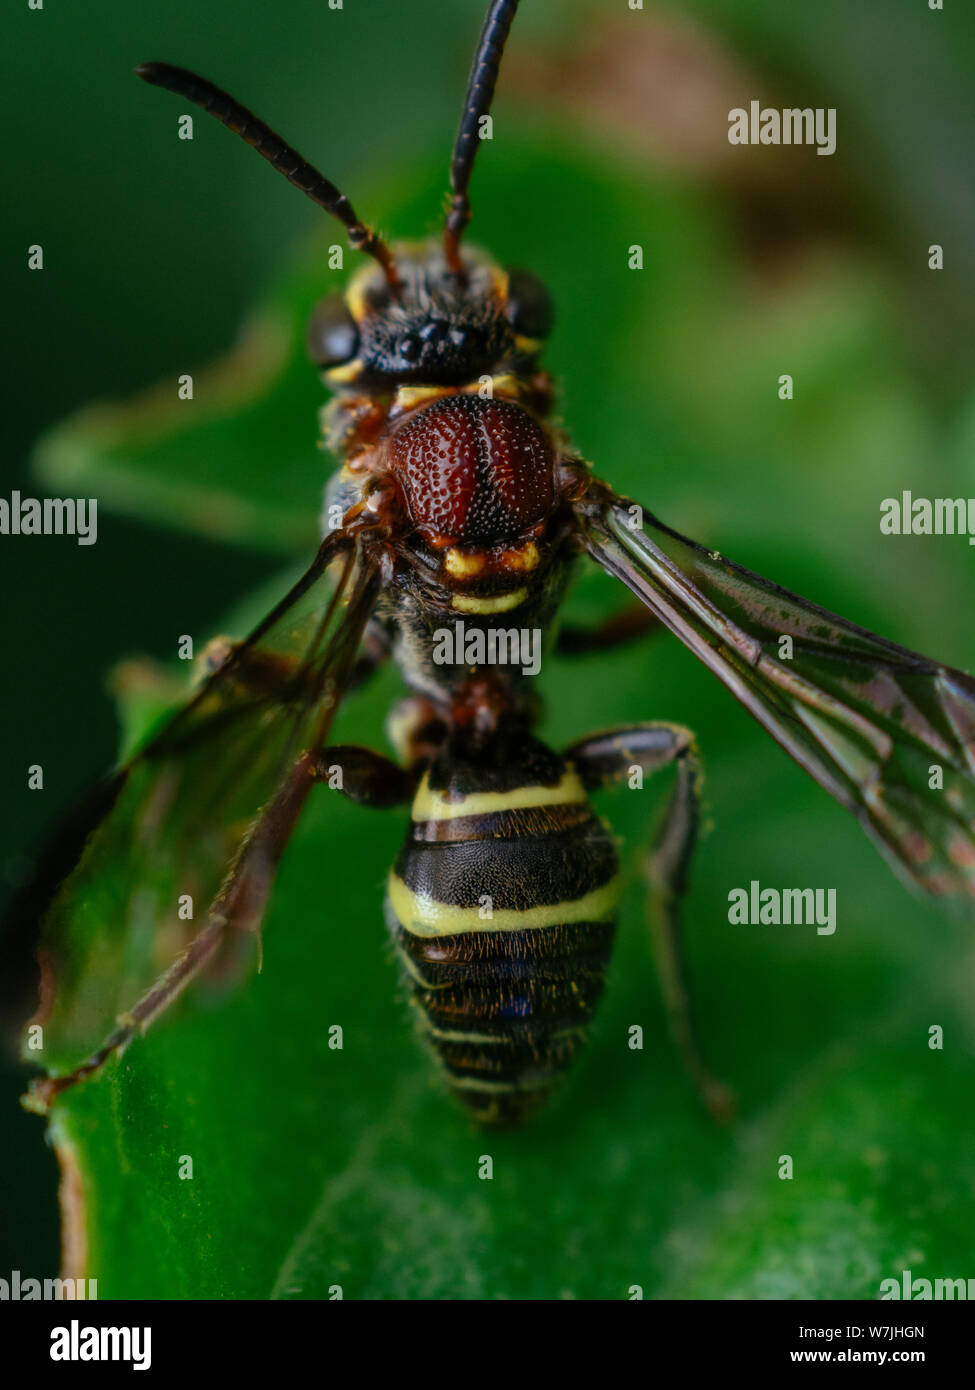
<box><xmin>15</xmin><ymin>531</ymin><xmax>381</xmax><ymax>1084</ymax></box>
<box><xmin>577</xmin><ymin>487</ymin><xmax>975</xmax><ymax>900</ymax></box>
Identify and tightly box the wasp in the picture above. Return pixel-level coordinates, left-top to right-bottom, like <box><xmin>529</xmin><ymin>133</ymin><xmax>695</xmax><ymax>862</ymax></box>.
<box><xmin>16</xmin><ymin>0</ymin><xmax>975</xmax><ymax>1127</ymax></box>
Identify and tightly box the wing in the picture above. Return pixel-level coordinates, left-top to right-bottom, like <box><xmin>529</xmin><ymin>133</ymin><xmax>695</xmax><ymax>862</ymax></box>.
<box><xmin>13</xmin><ymin>529</ymin><xmax>381</xmax><ymax>1097</ymax></box>
<box><xmin>576</xmin><ymin>485</ymin><xmax>975</xmax><ymax>900</ymax></box>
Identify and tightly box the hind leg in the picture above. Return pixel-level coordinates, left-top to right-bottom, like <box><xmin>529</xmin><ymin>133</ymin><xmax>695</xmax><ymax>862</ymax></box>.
<box><xmin>27</xmin><ymin>745</ymin><xmax>413</xmax><ymax>1113</ymax></box>
<box><xmin>565</xmin><ymin>723</ymin><xmax>734</xmax><ymax>1122</ymax></box>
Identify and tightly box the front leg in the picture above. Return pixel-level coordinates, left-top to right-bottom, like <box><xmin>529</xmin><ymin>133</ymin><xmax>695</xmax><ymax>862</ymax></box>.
<box><xmin>564</xmin><ymin>723</ymin><xmax>734</xmax><ymax>1122</ymax></box>
<box><xmin>201</xmin><ymin>613</ymin><xmax>391</xmax><ymax>698</ymax></box>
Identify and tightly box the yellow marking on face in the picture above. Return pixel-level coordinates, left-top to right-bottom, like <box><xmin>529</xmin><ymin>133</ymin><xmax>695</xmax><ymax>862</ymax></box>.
<box><xmin>514</xmin><ymin>335</ymin><xmax>544</xmax><ymax>355</ymax></box>
<box><xmin>345</xmin><ymin>264</ymin><xmax>376</xmax><ymax>322</ymax></box>
<box><xmin>325</xmin><ymin>358</ymin><xmax>365</xmax><ymax>386</ymax></box>
<box><xmin>490</xmin><ymin>266</ymin><xmax>510</xmax><ymax>300</ymax></box>
<box><xmin>444</xmin><ymin>548</ymin><xmax>487</xmax><ymax>578</ymax></box>
<box><xmin>412</xmin><ymin>768</ymin><xmax>586</xmax><ymax>822</ymax></box>
<box><xmin>386</xmin><ymin>872</ymin><xmax>621</xmax><ymax>939</ymax></box>
<box><xmin>451</xmin><ymin>587</ymin><xmax>527</xmax><ymax>615</ymax></box>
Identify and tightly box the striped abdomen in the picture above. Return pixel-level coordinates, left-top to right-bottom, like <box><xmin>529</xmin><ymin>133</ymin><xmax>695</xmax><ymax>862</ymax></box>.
<box><xmin>385</xmin><ymin>746</ymin><xmax>621</xmax><ymax>1126</ymax></box>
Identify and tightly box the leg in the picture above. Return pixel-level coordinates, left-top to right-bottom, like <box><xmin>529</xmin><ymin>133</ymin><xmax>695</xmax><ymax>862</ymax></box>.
<box><xmin>26</xmin><ymin>745</ymin><xmax>414</xmax><ymax>1113</ymax></box>
<box><xmin>199</xmin><ymin>612</ymin><xmax>391</xmax><ymax>698</ymax></box>
<box><xmin>557</xmin><ymin>602</ymin><xmax>660</xmax><ymax>656</ymax></box>
<box><xmin>348</xmin><ymin>617</ymin><xmax>393</xmax><ymax>692</ymax></box>
<box><xmin>565</xmin><ymin>723</ymin><xmax>735</xmax><ymax>1123</ymax></box>
<box><xmin>26</xmin><ymin>751</ymin><xmax>320</xmax><ymax>1112</ymax></box>
<box><xmin>312</xmin><ymin>744</ymin><xmax>416</xmax><ymax>808</ymax></box>
<box><xmin>385</xmin><ymin>696</ymin><xmax>450</xmax><ymax>769</ymax></box>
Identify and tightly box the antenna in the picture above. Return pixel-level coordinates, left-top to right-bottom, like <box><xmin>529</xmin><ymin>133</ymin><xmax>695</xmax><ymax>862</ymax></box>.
<box><xmin>136</xmin><ymin>62</ymin><xmax>400</xmax><ymax>291</ymax></box>
<box><xmin>443</xmin><ymin>0</ymin><xmax>522</xmax><ymax>280</ymax></box>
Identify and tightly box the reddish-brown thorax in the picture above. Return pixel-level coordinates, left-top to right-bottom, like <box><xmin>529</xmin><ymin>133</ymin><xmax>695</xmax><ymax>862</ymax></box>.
<box><xmin>386</xmin><ymin>394</ymin><xmax>554</xmax><ymax>545</ymax></box>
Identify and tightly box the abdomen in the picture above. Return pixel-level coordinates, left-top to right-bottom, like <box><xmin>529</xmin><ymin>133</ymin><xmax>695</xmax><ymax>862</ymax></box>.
<box><xmin>385</xmin><ymin>745</ymin><xmax>620</xmax><ymax>1125</ymax></box>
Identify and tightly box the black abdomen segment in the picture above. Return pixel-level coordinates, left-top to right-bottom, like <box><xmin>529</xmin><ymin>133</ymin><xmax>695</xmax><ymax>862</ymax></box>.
<box><xmin>385</xmin><ymin>759</ymin><xmax>620</xmax><ymax>1126</ymax></box>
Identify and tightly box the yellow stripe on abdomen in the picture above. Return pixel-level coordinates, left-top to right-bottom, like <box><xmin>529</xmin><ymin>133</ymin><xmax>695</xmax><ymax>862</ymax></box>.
<box><xmin>387</xmin><ymin>870</ymin><xmax>620</xmax><ymax>938</ymax></box>
<box><xmin>411</xmin><ymin>767</ymin><xmax>585</xmax><ymax>822</ymax></box>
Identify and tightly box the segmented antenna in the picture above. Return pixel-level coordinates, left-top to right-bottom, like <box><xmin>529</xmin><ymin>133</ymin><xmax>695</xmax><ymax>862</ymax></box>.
<box><xmin>444</xmin><ymin>0</ymin><xmax>521</xmax><ymax>279</ymax></box>
<box><xmin>136</xmin><ymin>62</ymin><xmax>400</xmax><ymax>291</ymax></box>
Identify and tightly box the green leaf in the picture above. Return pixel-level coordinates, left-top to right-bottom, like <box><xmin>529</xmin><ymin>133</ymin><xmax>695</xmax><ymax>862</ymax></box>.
<box><xmin>32</xmin><ymin>134</ymin><xmax>975</xmax><ymax>1300</ymax></box>
<box><xmin>32</xmin><ymin>273</ymin><xmax>323</xmax><ymax>557</ymax></box>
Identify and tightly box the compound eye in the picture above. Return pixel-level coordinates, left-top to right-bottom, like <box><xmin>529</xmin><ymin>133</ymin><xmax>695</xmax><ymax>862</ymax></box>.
<box><xmin>505</xmin><ymin>269</ymin><xmax>554</xmax><ymax>341</ymax></box>
<box><xmin>306</xmin><ymin>293</ymin><xmax>359</xmax><ymax>368</ymax></box>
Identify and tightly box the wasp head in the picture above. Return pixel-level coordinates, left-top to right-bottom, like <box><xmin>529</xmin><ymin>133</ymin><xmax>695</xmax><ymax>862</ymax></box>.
<box><xmin>307</xmin><ymin>243</ymin><xmax>553</xmax><ymax>391</ymax></box>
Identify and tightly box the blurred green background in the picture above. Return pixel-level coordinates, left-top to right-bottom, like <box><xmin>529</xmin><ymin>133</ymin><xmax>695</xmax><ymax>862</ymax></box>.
<box><xmin>3</xmin><ymin>0</ymin><xmax>975</xmax><ymax>1297</ymax></box>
